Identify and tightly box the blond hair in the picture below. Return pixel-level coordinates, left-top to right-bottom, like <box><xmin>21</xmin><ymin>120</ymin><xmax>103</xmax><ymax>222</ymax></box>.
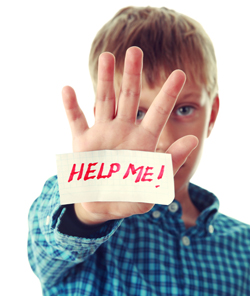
<box><xmin>89</xmin><ymin>6</ymin><xmax>218</xmax><ymax>99</ymax></box>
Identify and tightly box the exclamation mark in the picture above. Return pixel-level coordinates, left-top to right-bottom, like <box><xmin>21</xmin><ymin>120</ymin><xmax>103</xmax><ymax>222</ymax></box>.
<box><xmin>155</xmin><ymin>165</ymin><xmax>165</xmax><ymax>188</ymax></box>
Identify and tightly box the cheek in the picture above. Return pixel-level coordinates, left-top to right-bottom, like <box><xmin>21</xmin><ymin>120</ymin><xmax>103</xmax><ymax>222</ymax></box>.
<box><xmin>174</xmin><ymin>142</ymin><xmax>203</xmax><ymax>187</ymax></box>
<box><xmin>173</xmin><ymin>122</ymin><xmax>207</xmax><ymax>145</ymax></box>
<box><xmin>182</xmin><ymin>128</ymin><xmax>206</xmax><ymax>182</ymax></box>
<box><xmin>175</xmin><ymin>125</ymin><xmax>207</xmax><ymax>178</ymax></box>
<box><xmin>181</xmin><ymin>112</ymin><xmax>210</xmax><ymax>141</ymax></box>
<box><xmin>174</xmin><ymin>109</ymin><xmax>212</xmax><ymax>183</ymax></box>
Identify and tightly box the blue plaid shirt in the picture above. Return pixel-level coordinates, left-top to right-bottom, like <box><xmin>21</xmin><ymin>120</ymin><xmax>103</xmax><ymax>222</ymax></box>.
<box><xmin>28</xmin><ymin>176</ymin><xmax>250</xmax><ymax>295</ymax></box>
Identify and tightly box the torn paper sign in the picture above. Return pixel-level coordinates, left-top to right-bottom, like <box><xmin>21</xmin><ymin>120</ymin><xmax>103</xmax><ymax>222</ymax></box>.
<box><xmin>56</xmin><ymin>150</ymin><xmax>174</xmax><ymax>205</ymax></box>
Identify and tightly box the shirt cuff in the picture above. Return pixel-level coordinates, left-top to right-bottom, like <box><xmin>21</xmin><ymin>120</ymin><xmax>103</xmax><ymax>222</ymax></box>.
<box><xmin>58</xmin><ymin>204</ymin><xmax>115</xmax><ymax>238</ymax></box>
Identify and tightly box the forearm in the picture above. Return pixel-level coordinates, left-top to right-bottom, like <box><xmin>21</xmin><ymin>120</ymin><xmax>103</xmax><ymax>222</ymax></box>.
<box><xmin>28</xmin><ymin>176</ymin><xmax>122</xmax><ymax>288</ymax></box>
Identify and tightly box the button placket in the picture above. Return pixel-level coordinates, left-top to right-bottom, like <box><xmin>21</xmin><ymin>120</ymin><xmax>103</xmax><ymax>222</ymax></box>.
<box><xmin>182</xmin><ymin>236</ymin><xmax>190</xmax><ymax>246</ymax></box>
<box><xmin>152</xmin><ymin>210</ymin><xmax>161</xmax><ymax>219</ymax></box>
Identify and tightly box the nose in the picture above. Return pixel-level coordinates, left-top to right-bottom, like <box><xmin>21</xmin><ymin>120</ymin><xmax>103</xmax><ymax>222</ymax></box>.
<box><xmin>156</xmin><ymin>123</ymin><xmax>176</xmax><ymax>153</ymax></box>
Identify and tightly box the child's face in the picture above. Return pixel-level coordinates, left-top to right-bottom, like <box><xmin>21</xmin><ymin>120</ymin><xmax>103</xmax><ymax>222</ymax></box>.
<box><xmin>121</xmin><ymin>76</ymin><xmax>219</xmax><ymax>197</ymax></box>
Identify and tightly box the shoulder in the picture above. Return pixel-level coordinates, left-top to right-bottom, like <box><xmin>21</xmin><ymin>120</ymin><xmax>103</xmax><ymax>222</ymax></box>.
<box><xmin>36</xmin><ymin>175</ymin><xmax>59</xmax><ymax>204</ymax></box>
<box><xmin>42</xmin><ymin>175</ymin><xmax>58</xmax><ymax>193</ymax></box>
<box><xmin>215</xmin><ymin>212</ymin><xmax>250</xmax><ymax>233</ymax></box>
<box><xmin>29</xmin><ymin>175</ymin><xmax>59</xmax><ymax>216</ymax></box>
<box><xmin>189</xmin><ymin>183</ymin><xmax>250</xmax><ymax>238</ymax></box>
<box><xmin>213</xmin><ymin>212</ymin><xmax>250</xmax><ymax>250</ymax></box>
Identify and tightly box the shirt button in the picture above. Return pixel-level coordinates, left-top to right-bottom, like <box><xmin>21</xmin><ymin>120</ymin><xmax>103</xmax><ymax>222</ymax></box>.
<box><xmin>208</xmin><ymin>225</ymin><xmax>214</xmax><ymax>234</ymax></box>
<box><xmin>46</xmin><ymin>215</ymin><xmax>50</xmax><ymax>225</ymax></box>
<box><xmin>182</xmin><ymin>236</ymin><xmax>190</xmax><ymax>246</ymax></box>
<box><xmin>168</xmin><ymin>202</ymin><xmax>179</xmax><ymax>213</ymax></box>
<box><xmin>152</xmin><ymin>210</ymin><xmax>161</xmax><ymax>219</ymax></box>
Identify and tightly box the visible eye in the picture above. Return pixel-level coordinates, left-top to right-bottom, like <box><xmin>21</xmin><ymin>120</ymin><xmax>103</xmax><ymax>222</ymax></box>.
<box><xmin>176</xmin><ymin>106</ymin><xmax>194</xmax><ymax>116</ymax></box>
<box><xmin>136</xmin><ymin>109</ymin><xmax>146</xmax><ymax>121</ymax></box>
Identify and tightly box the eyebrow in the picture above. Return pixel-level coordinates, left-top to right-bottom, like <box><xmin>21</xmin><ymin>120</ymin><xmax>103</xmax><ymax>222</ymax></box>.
<box><xmin>179</xmin><ymin>92</ymin><xmax>202</xmax><ymax>101</ymax></box>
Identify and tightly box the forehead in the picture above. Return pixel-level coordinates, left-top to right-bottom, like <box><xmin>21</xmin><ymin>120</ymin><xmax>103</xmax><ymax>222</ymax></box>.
<box><xmin>115</xmin><ymin>69</ymin><xmax>205</xmax><ymax>91</ymax></box>
<box><xmin>114</xmin><ymin>71</ymin><xmax>210</xmax><ymax>106</ymax></box>
<box><xmin>141</xmin><ymin>76</ymin><xmax>208</xmax><ymax>104</ymax></box>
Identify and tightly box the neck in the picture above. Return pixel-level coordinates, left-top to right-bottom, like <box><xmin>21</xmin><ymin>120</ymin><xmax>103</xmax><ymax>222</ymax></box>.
<box><xmin>175</xmin><ymin>183</ymin><xmax>200</xmax><ymax>228</ymax></box>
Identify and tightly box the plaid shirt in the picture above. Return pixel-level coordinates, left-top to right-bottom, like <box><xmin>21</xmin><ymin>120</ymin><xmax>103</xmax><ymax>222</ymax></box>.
<box><xmin>28</xmin><ymin>176</ymin><xmax>250</xmax><ymax>295</ymax></box>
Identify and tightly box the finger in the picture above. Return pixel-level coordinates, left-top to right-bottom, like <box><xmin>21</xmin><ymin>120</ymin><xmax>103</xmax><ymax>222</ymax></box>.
<box><xmin>141</xmin><ymin>70</ymin><xmax>186</xmax><ymax>138</ymax></box>
<box><xmin>62</xmin><ymin>86</ymin><xmax>89</xmax><ymax>137</ymax></box>
<box><xmin>117</xmin><ymin>47</ymin><xmax>143</xmax><ymax>122</ymax></box>
<box><xmin>95</xmin><ymin>52</ymin><xmax>116</xmax><ymax>122</ymax></box>
<box><xmin>166</xmin><ymin>135</ymin><xmax>199</xmax><ymax>175</ymax></box>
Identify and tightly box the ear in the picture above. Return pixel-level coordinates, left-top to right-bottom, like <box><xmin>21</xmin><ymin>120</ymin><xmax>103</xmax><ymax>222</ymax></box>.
<box><xmin>207</xmin><ymin>95</ymin><xmax>220</xmax><ymax>138</ymax></box>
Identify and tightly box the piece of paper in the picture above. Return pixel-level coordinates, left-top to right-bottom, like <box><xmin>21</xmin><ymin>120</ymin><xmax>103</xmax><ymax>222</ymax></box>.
<box><xmin>56</xmin><ymin>150</ymin><xmax>175</xmax><ymax>205</ymax></box>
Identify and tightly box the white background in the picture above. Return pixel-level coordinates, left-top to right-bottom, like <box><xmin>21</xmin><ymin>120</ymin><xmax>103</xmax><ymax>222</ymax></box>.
<box><xmin>1</xmin><ymin>0</ymin><xmax>249</xmax><ymax>294</ymax></box>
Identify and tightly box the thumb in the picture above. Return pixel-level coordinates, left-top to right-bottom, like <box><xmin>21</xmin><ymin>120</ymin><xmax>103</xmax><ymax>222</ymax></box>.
<box><xmin>166</xmin><ymin>135</ymin><xmax>199</xmax><ymax>175</ymax></box>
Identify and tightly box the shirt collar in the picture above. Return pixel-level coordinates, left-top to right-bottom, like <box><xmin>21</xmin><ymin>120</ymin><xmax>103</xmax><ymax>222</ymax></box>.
<box><xmin>147</xmin><ymin>183</ymin><xmax>220</xmax><ymax>237</ymax></box>
<box><xmin>188</xmin><ymin>183</ymin><xmax>219</xmax><ymax>228</ymax></box>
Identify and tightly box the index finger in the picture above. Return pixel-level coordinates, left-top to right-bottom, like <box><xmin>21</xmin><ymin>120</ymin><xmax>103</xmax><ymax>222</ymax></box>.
<box><xmin>140</xmin><ymin>70</ymin><xmax>186</xmax><ymax>137</ymax></box>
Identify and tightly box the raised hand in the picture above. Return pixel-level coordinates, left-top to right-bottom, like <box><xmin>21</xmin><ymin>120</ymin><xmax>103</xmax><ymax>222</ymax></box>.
<box><xmin>62</xmin><ymin>47</ymin><xmax>198</xmax><ymax>225</ymax></box>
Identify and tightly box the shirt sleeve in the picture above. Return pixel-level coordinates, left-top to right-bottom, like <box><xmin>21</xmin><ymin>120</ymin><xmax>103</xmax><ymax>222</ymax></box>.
<box><xmin>27</xmin><ymin>175</ymin><xmax>123</xmax><ymax>289</ymax></box>
<box><xmin>58</xmin><ymin>203</ymin><xmax>114</xmax><ymax>237</ymax></box>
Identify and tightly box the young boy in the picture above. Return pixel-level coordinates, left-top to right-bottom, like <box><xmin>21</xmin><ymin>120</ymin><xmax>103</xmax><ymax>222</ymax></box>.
<box><xmin>28</xmin><ymin>6</ymin><xmax>250</xmax><ymax>295</ymax></box>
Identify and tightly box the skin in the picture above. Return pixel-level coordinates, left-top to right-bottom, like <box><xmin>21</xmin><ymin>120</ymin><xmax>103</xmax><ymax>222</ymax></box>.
<box><xmin>62</xmin><ymin>47</ymin><xmax>219</xmax><ymax>227</ymax></box>
<box><xmin>136</xmin><ymin>79</ymin><xmax>219</xmax><ymax>227</ymax></box>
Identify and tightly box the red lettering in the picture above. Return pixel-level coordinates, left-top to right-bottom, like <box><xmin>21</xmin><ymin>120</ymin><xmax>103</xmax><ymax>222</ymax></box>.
<box><xmin>107</xmin><ymin>163</ymin><xmax>121</xmax><ymax>178</ymax></box>
<box><xmin>84</xmin><ymin>162</ymin><xmax>98</xmax><ymax>181</ymax></box>
<box><xmin>157</xmin><ymin>165</ymin><xmax>165</xmax><ymax>179</ymax></box>
<box><xmin>97</xmin><ymin>163</ymin><xmax>109</xmax><ymax>179</ymax></box>
<box><xmin>68</xmin><ymin>163</ymin><xmax>84</xmax><ymax>182</ymax></box>
<box><xmin>141</xmin><ymin>166</ymin><xmax>153</xmax><ymax>182</ymax></box>
<box><xmin>123</xmin><ymin>163</ymin><xmax>144</xmax><ymax>183</ymax></box>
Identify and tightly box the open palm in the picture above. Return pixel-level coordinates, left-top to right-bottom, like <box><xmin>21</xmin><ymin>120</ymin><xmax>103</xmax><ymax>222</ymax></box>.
<box><xmin>62</xmin><ymin>47</ymin><xmax>198</xmax><ymax>225</ymax></box>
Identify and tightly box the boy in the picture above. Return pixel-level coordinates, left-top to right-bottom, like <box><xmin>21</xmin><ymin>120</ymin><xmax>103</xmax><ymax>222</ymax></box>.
<box><xmin>28</xmin><ymin>6</ymin><xmax>250</xmax><ymax>295</ymax></box>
